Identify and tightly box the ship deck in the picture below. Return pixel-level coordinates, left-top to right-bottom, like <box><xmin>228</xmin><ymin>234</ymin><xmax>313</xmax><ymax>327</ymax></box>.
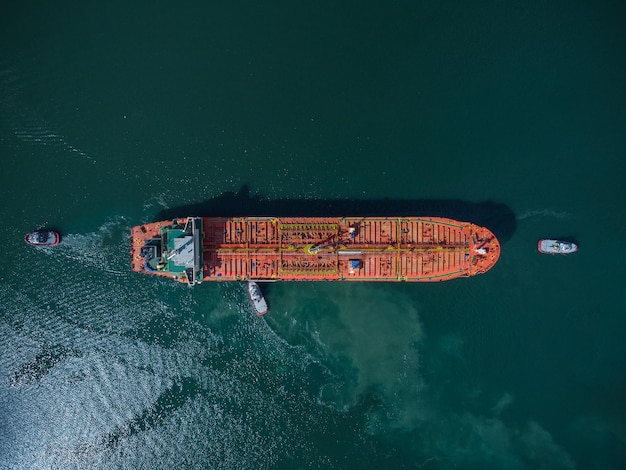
<box><xmin>131</xmin><ymin>216</ymin><xmax>500</xmax><ymax>283</ymax></box>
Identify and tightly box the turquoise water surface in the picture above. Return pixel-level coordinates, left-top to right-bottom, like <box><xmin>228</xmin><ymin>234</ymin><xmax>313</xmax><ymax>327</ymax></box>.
<box><xmin>1</xmin><ymin>2</ymin><xmax>625</xmax><ymax>468</ymax></box>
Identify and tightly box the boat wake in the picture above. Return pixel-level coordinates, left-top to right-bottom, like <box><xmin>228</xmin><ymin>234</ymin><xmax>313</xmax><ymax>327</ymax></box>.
<box><xmin>0</xmin><ymin>64</ymin><xmax>95</xmax><ymax>163</ymax></box>
<box><xmin>46</xmin><ymin>216</ymin><xmax>133</xmax><ymax>277</ymax></box>
<box><xmin>0</xmin><ymin>231</ymin><xmax>353</xmax><ymax>469</ymax></box>
<box><xmin>265</xmin><ymin>283</ymin><xmax>425</xmax><ymax>431</ymax></box>
<box><xmin>516</xmin><ymin>209</ymin><xmax>571</xmax><ymax>221</ymax></box>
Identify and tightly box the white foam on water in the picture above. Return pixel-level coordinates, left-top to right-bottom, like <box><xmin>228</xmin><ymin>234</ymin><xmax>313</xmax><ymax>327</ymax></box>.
<box><xmin>46</xmin><ymin>216</ymin><xmax>132</xmax><ymax>273</ymax></box>
<box><xmin>141</xmin><ymin>193</ymin><xmax>172</xmax><ymax>215</ymax></box>
<box><xmin>516</xmin><ymin>208</ymin><xmax>571</xmax><ymax>221</ymax></box>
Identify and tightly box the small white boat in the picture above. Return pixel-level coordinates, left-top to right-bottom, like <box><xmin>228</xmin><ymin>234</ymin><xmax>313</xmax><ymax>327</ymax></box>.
<box><xmin>247</xmin><ymin>281</ymin><xmax>268</xmax><ymax>315</ymax></box>
<box><xmin>24</xmin><ymin>230</ymin><xmax>61</xmax><ymax>247</ymax></box>
<box><xmin>537</xmin><ymin>239</ymin><xmax>578</xmax><ymax>255</ymax></box>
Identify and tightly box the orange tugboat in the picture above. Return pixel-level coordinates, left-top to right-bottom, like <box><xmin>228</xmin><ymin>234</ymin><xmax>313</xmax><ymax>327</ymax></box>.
<box><xmin>131</xmin><ymin>216</ymin><xmax>500</xmax><ymax>286</ymax></box>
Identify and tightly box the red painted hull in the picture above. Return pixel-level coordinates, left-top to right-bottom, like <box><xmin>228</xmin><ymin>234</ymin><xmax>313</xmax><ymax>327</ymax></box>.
<box><xmin>131</xmin><ymin>216</ymin><xmax>500</xmax><ymax>284</ymax></box>
<box><xmin>24</xmin><ymin>230</ymin><xmax>61</xmax><ymax>247</ymax></box>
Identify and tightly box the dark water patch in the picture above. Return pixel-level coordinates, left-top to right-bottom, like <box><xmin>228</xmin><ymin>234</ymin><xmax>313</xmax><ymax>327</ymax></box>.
<box><xmin>99</xmin><ymin>377</ymin><xmax>198</xmax><ymax>448</ymax></box>
<box><xmin>156</xmin><ymin>185</ymin><xmax>516</xmax><ymax>243</ymax></box>
<box><xmin>7</xmin><ymin>343</ymin><xmax>80</xmax><ymax>387</ymax></box>
<box><xmin>271</xmin><ymin>392</ymin><xmax>415</xmax><ymax>470</ymax></box>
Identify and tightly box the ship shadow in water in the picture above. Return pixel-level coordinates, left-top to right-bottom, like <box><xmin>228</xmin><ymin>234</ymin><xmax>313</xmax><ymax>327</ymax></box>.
<box><xmin>156</xmin><ymin>185</ymin><xmax>516</xmax><ymax>244</ymax></box>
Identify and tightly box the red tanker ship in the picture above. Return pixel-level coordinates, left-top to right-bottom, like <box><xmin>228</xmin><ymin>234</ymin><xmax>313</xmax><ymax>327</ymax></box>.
<box><xmin>131</xmin><ymin>216</ymin><xmax>500</xmax><ymax>285</ymax></box>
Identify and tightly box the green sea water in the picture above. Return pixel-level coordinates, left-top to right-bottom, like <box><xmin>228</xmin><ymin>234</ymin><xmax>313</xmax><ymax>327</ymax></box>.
<box><xmin>1</xmin><ymin>1</ymin><xmax>625</xmax><ymax>468</ymax></box>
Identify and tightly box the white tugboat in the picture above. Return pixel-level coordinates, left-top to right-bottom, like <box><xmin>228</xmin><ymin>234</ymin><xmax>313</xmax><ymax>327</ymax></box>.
<box><xmin>247</xmin><ymin>281</ymin><xmax>268</xmax><ymax>315</ymax></box>
<box><xmin>537</xmin><ymin>239</ymin><xmax>578</xmax><ymax>255</ymax></box>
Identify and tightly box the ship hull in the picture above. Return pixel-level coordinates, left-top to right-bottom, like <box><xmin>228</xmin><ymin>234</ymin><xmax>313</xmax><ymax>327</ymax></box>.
<box><xmin>537</xmin><ymin>239</ymin><xmax>578</xmax><ymax>255</ymax></box>
<box><xmin>24</xmin><ymin>230</ymin><xmax>61</xmax><ymax>247</ymax></box>
<box><xmin>131</xmin><ymin>216</ymin><xmax>500</xmax><ymax>285</ymax></box>
<box><xmin>247</xmin><ymin>281</ymin><xmax>268</xmax><ymax>315</ymax></box>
